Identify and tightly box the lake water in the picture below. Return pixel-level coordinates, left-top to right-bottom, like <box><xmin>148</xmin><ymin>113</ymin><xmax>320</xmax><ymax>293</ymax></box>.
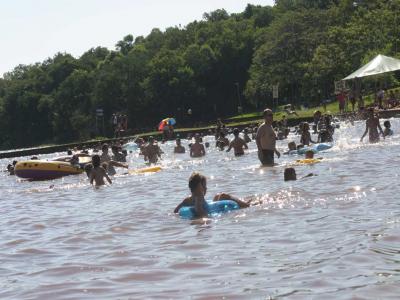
<box><xmin>1</xmin><ymin>119</ymin><xmax>400</xmax><ymax>299</ymax></box>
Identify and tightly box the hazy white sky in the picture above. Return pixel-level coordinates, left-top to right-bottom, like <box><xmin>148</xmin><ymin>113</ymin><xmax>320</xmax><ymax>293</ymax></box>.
<box><xmin>0</xmin><ymin>0</ymin><xmax>274</xmax><ymax>76</ymax></box>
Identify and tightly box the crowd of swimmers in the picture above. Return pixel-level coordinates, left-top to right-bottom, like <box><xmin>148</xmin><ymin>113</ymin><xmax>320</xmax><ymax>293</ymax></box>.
<box><xmin>5</xmin><ymin>106</ymin><xmax>396</xmax><ymax>217</ymax></box>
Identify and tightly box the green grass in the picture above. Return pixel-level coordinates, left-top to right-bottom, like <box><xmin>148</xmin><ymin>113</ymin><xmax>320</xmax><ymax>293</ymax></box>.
<box><xmin>228</xmin><ymin>96</ymin><xmax>377</xmax><ymax>123</ymax></box>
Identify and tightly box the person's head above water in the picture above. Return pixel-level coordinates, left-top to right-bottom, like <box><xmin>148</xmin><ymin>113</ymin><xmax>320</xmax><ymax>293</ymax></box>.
<box><xmin>176</xmin><ymin>138</ymin><xmax>181</xmax><ymax>145</ymax></box>
<box><xmin>233</xmin><ymin>128</ymin><xmax>240</xmax><ymax>137</ymax></box>
<box><xmin>263</xmin><ymin>108</ymin><xmax>273</xmax><ymax>123</ymax></box>
<box><xmin>368</xmin><ymin>107</ymin><xmax>375</xmax><ymax>117</ymax></box>
<box><xmin>92</xmin><ymin>155</ymin><xmax>101</xmax><ymax>168</ymax></box>
<box><xmin>305</xmin><ymin>150</ymin><xmax>314</xmax><ymax>159</ymax></box>
<box><xmin>288</xmin><ymin>141</ymin><xmax>297</xmax><ymax>151</ymax></box>
<box><xmin>384</xmin><ymin>120</ymin><xmax>391</xmax><ymax>128</ymax></box>
<box><xmin>111</xmin><ymin>145</ymin><xmax>118</xmax><ymax>153</ymax></box>
<box><xmin>284</xmin><ymin>168</ymin><xmax>297</xmax><ymax>181</ymax></box>
<box><xmin>101</xmin><ymin>144</ymin><xmax>108</xmax><ymax>153</ymax></box>
<box><xmin>188</xmin><ymin>172</ymin><xmax>207</xmax><ymax>195</ymax></box>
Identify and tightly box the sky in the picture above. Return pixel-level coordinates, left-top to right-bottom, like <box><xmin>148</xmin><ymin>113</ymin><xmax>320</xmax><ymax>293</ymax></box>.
<box><xmin>0</xmin><ymin>0</ymin><xmax>274</xmax><ymax>76</ymax></box>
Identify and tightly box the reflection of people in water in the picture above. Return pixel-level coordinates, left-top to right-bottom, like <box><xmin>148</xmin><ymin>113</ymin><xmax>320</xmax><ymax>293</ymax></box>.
<box><xmin>360</xmin><ymin>108</ymin><xmax>384</xmax><ymax>143</ymax></box>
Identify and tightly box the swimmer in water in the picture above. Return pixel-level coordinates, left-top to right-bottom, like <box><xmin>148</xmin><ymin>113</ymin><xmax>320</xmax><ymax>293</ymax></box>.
<box><xmin>174</xmin><ymin>138</ymin><xmax>186</xmax><ymax>154</ymax></box>
<box><xmin>243</xmin><ymin>128</ymin><xmax>252</xmax><ymax>143</ymax></box>
<box><xmin>383</xmin><ymin>120</ymin><xmax>393</xmax><ymax>137</ymax></box>
<box><xmin>216</xmin><ymin>132</ymin><xmax>230</xmax><ymax>151</ymax></box>
<box><xmin>89</xmin><ymin>155</ymin><xmax>112</xmax><ymax>186</ymax></box>
<box><xmin>100</xmin><ymin>143</ymin><xmax>128</xmax><ymax>175</ymax></box>
<box><xmin>360</xmin><ymin>108</ymin><xmax>384</xmax><ymax>143</ymax></box>
<box><xmin>300</xmin><ymin>123</ymin><xmax>315</xmax><ymax>146</ymax></box>
<box><xmin>174</xmin><ymin>172</ymin><xmax>251</xmax><ymax>217</ymax></box>
<box><xmin>305</xmin><ymin>150</ymin><xmax>315</xmax><ymax>159</ymax></box>
<box><xmin>190</xmin><ymin>134</ymin><xmax>206</xmax><ymax>157</ymax></box>
<box><xmin>284</xmin><ymin>141</ymin><xmax>297</xmax><ymax>154</ymax></box>
<box><xmin>284</xmin><ymin>167</ymin><xmax>314</xmax><ymax>181</ymax></box>
<box><xmin>226</xmin><ymin>128</ymin><xmax>248</xmax><ymax>156</ymax></box>
<box><xmin>142</xmin><ymin>136</ymin><xmax>162</xmax><ymax>164</ymax></box>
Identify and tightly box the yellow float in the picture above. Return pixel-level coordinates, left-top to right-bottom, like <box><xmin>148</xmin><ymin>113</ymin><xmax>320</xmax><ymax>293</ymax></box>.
<box><xmin>295</xmin><ymin>158</ymin><xmax>322</xmax><ymax>165</ymax></box>
<box><xmin>15</xmin><ymin>160</ymin><xmax>83</xmax><ymax>180</ymax></box>
<box><xmin>129</xmin><ymin>166</ymin><xmax>162</xmax><ymax>174</ymax></box>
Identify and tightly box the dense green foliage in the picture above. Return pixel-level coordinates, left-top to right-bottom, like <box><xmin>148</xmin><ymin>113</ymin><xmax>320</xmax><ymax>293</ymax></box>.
<box><xmin>0</xmin><ymin>0</ymin><xmax>398</xmax><ymax>149</ymax></box>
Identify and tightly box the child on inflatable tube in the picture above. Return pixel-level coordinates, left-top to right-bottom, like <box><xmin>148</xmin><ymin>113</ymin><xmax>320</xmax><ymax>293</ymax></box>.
<box><xmin>174</xmin><ymin>172</ymin><xmax>252</xmax><ymax>218</ymax></box>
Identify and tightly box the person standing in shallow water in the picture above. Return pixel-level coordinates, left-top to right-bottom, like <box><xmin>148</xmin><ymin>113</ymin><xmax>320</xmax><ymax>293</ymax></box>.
<box><xmin>360</xmin><ymin>108</ymin><xmax>384</xmax><ymax>143</ymax></box>
<box><xmin>256</xmin><ymin>109</ymin><xmax>280</xmax><ymax>166</ymax></box>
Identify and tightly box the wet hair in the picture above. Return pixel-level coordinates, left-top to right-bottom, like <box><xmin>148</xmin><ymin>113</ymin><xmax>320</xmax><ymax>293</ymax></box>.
<box><xmin>67</xmin><ymin>150</ymin><xmax>73</xmax><ymax>155</ymax></box>
<box><xmin>188</xmin><ymin>172</ymin><xmax>206</xmax><ymax>192</ymax></box>
<box><xmin>92</xmin><ymin>155</ymin><xmax>101</xmax><ymax>168</ymax></box>
<box><xmin>305</xmin><ymin>150</ymin><xmax>314</xmax><ymax>159</ymax></box>
<box><xmin>384</xmin><ymin>121</ymin><xmax>391</xmax><ymax>128</ymax></box>
<box><xmin>233</xmin><ymin>128</ymin><xmax>240</xmax><ymax>136</ymax></box>
<box><xmin>288</xmin><ymin>141</ymin><xmax>296</xmax><ymax>151</ymax></box>
<box><xmin>205</xmin><ymin>142</ymin><xmax>210</xmax><ymax>148</ymax></box>
<box><xmin>284</xmin><ymin>168</ymin><xmax>297</xmax><ymax>181</ymax></box>
<box><xmin>101</xmin><ymin>144</ymin><xmax>108</xmax><ymax>151</ymax></box>
<box><xmin>12</xmin><ymin>160</ymin><xmax>17</xmax><ymax>166</ymax></box>
<box><xmin>31</xmin><ymin>156</ymin><xmax>38</xmax><ymax>160</ymax></box>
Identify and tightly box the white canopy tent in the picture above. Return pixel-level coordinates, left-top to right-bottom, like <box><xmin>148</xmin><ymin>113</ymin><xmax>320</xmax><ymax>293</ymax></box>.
<box><xmin>343</xmin><ymin>54</ymin><xmax>400</xmax><ymax>81</ymax></box>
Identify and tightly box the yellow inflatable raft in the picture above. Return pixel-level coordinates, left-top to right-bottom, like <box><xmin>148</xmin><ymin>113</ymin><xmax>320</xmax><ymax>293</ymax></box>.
<box><xmin>15</xmin><ymin>160</ymin><xmax>83</xmax><ymax>180</ymax></box>
<box><xmin>295</xmin><ymin>158</ymin><xmax>322</xmax><ymax>165</ymax></box>
<box><xmin>129</xmin><ymin>166</ymin><xmax>162</xmax><ymax>174</ymax></box>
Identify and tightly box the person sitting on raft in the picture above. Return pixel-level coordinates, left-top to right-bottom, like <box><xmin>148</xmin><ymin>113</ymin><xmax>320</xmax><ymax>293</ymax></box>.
<box><xmin>89</xmin><ymin>155</ymin><xmax>112</xmax><ymax>186</ymax></box>
<box><xmin>226</xmin><ymin>128</ymin><xmax>248</xmax><ymax>156</ymax></box>
<box><xmin>360</xmin><ymin>108</ymin><xmax>384</xmax><ymax>143</ymax></box>
<box><xmin>190</xmin><ymin>134</ymin><xmax>206</xmax><ymax>157</ymax></box>
<box><xmin>383</xmin><ymin>120</ymin><xmax>393</xmax><ymax>137</ymax></box>
<box><xmin>174</xmin><ymin>172</ymin><xmax>252</xmax><ymax>218</ymax></box>
<box><xmin>174</xmin><ymin>138</ymin><xmax>186</xmax><ymax>154</ymax></box>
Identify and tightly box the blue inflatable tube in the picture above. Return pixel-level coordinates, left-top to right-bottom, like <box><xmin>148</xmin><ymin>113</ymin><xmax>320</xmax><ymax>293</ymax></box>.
<box><xmin>297</xmin><ymin>143</ymin><xmax>332</xmax><ymax>155</ymax></box>
<box><xmin>178</xmin><ymin>200</ymin><xmax>240</xmax><ymax>219</ymax></box>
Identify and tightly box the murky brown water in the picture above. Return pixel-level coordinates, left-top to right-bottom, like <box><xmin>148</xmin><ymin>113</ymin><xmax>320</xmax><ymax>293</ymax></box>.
<box><xmin>1</xmin><ymin>119</ymin><xmax>400</xmax><ymax>299</ymax></box>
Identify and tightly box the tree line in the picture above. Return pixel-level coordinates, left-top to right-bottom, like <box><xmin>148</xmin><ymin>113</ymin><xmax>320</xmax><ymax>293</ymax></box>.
<box><xmin>0</xmin><ymin>0</ymin><xmax>398</xmax><ymax>149</ymax></box>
